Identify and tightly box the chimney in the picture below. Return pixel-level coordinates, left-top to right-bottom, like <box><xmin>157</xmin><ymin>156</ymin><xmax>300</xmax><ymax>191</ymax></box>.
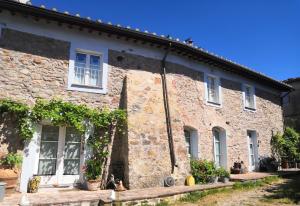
<box><xmin>185</xmin><ymin>38</ymin><xmax>194</xmax><ymax>46</ymax></box>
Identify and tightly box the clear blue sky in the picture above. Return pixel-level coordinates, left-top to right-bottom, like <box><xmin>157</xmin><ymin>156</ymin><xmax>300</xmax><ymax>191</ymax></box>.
<box><xmin>32</xmin><ymin>0</ymin><xmax>300</xmax><ymax>81</ymax></box>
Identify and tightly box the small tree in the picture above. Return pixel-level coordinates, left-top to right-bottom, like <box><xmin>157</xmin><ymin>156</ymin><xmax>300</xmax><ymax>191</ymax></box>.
<box><xmin>271</xmin><ymin>127</ymin><xmax>300</xmax><ymax>162</ymax></box>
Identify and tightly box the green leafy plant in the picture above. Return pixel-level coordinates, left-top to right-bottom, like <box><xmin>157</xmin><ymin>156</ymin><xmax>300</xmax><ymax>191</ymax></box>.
<box><xmin>216</xmin><ymin>167</ymin><xmax>230</xmax><ymax>178</ymax></box>
<box><xmin>190</xmin><ymin>159</ymin><xmax>217</xmax><ymax>184</ymax></box>
<box><xmin>0</xmin><ymin>98</ymin><xmax>127</xmax><ymax>182</ymax></box>
<box><xmin>1</xmin><ymin>153</ymin><xmax>23</xmax><ymax>169</ymax></box>
<box><xmin>28</xmin><ymin>176</ymin><xmax>41</xmax><ymax>193</ymax></box>
<box><xmin>0</xmin><ymin>98</ymin><xmax>126</xmax><ymax>140</ymax></box>
<box><xmin>271</xmin><ymin>127</ymin><xmax>300</xmax><ymax>162</ymax></box>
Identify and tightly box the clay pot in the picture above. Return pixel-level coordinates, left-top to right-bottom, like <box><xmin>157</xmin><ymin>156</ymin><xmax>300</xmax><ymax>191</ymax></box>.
<box><xmin>0</xmin><ymin>168</ymin><xmax>18</xmax><ymax>190</ymax></box>
<box><xmin>86</xmin><ymin>180</ymin><xmax>101</xmax><ymax>191</ymax></box>
<box><xmin>219</xmin><ymin>177</ymin><xmax>230</xmax><ymax>183</ymax></box>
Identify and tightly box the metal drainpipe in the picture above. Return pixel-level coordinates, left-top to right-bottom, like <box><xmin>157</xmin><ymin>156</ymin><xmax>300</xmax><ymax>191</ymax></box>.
<box><xmin>161</xmin><ymin>42</ymin><xmax>177</xmax><ymax>173</ymax></box>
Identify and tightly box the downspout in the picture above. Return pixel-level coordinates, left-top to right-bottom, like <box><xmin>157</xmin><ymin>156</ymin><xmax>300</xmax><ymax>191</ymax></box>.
<box><xmin>161</xmin><ymin>42</ymin><xmax>177</xmax><ymax>173</ymax></box>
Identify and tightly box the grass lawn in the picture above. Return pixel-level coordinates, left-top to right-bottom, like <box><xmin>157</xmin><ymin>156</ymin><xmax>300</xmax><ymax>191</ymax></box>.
<box><xmin>259</xmin><ymin>174</ymin><xmax>300</xmax><ymax>205</ymax></box>
<box><xmin>157</xmin><ymin>175</ymin><xmax>300</xmax><ymax>206</ymax></box>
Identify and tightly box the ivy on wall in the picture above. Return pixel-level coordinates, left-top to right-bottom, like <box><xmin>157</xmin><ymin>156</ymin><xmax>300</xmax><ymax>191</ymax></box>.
<box><xmin>0</xmin><ymin>98</ymin><xmax>126</xmax><ymax>140</ymax></box>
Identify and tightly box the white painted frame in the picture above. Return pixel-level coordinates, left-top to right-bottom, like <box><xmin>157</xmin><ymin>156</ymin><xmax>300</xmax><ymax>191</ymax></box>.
<box><xmin>184</xmin><ymin>128</ymin><xmax>199</xmax><ymax>159</ymax></box>
<box><xmin>20</xmin><ymin>123</ymin><xmax>92</xmax><ymax>192</ymax></box>
<box><xmin>242</xmin><ymin>84</ymin><xmax>256</xmax><ymax>112</ymax></box>
<box><xmin>67</xmin><ymin>48</ymin><xmax>108</xmax><ymax>94</ymax></box>
<box><xmin>204</xmin><ymin>73</ymin><xmax>222</xmax><ymax>108</ymax></box>
<box><xmin>247</xmin><ymin>130</ymin><xmax>259</xmax><ymax>171</ymax></box>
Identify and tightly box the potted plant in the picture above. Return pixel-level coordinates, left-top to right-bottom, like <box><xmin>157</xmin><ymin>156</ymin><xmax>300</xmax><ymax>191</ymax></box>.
<box><xmin>217</xmin><ymin>167</ymin><xmax>230</xmax><ymax>183</ymax></box>
<box><xmin>84</xmin><ymin>159</ymin><xmax>102</xmax><ymax>191</ymax></box>
<box><xmin>0</xmin><ymin>153</ymin><xmax>22</xmax><ymax>190</ymax></box>
<box><xmin>208</xmin><ymin>172</ymin><xmax>218</xmax><ymax>184</ymax></box>
<box><xmin>28</xmin><ymin>175</ymin><xmax>41</xmax><ymax>193</ymax></box>
<box><xmin>190</xmin><ymin>159</ymin><xmax>218</xmax><ymax>184</ymax></box>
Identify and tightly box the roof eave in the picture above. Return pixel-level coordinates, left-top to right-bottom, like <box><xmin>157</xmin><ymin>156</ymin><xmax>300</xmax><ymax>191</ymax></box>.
<box><xmin>0</xmin><ymin>0</ymin><xmax>293</xmax><ymax>91</ymax></box>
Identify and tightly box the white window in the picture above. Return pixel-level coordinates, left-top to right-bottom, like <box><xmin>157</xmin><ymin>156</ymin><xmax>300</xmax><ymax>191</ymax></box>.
<box><xmin>205</xmin><ymin>75</ymin><xmax>221</xmax><ymax>105</ymax></box>
<box><xmin>184</xmin><ymin>130</ymin><xmax>192</xmax><ymax>157</ymax></box>
<box><xmin>213</xmin><ymin>129</ymin><xmax>221</xmax><ymax>167</ymax></box>
<box><xmin>73</xmin><ymin>52</ymin><xmax>102</xmax><ymax>87</ymax></box>
<box><xmin>243</xmin><ymin>85</ymin><xmax>256</xmax><ymax>110</ymax></box>
<box><xmin>184</xmin><ymin>129</ymin><xmax>199</xmax><ymax>159</ymax></box>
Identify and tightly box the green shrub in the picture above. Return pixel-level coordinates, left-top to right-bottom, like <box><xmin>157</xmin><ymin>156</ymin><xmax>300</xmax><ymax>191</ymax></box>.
<box><xmin>190</xmin><ymin>159</ymin><xmax>217</xmax><ymax>184</ymax></box>
<box><xmin>271</xmin><ymin>127</ymin><xmax>300</xmax><ymax>162</ymax></box>
<box><xmin>1</xmin><ymin>153</ymin><xmax>23</xmax><ymax>168</ymax></box>
<box><xmin>216</xmin><ymin>167</ymin><xmax>230</xmax><ymax>178</ymax></box>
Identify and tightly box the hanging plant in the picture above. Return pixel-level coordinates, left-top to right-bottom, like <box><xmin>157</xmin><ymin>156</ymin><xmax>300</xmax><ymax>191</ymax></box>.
<box><xmin>0</xmin><ymin>98</ymin><xmax>126</xmax><ymax>140</ymax></box>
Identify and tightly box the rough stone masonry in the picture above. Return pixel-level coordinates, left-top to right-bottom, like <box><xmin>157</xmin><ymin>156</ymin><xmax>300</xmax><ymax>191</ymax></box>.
<box><xmin>0</xmin><ymin>28</ymin><xmax>284</xmax><ymax>189</ymax></box>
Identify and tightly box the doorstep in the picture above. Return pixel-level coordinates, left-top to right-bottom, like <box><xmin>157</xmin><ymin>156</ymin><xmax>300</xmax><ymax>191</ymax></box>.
<box><xmin>1</xmin><ymin>182</ymin><xmax>234</xmax><ymax>206</ymax></box>
<box><xmin>230</xmin><ymin>172</ymin><xmax>274</xmax><ymax>182</ymax></box>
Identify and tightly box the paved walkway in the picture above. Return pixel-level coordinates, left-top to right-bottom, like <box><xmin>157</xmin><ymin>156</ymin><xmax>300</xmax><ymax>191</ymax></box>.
<box><xmin>230</xmin><ymin>172</ymin><xmax>273</xmax><ymax>182</ymax></box>
<box><xmin>1</xmin><ymin>182</ymin><xmax>233</xmax><ymax>206</ymax></box>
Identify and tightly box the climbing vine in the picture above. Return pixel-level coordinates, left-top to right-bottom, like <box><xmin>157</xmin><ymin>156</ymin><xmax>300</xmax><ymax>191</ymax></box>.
<box><xmin>0</xmin><ymin>98</ymin><xmax>126</xmax><ymax>140</ymax></box>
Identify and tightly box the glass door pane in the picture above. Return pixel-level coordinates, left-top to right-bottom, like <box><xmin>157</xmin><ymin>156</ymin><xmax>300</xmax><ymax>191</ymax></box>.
<box><xmin>89</xmin><ymin>55</ymin><xmax>101</xmax><ymax>86</ymax></box>
<box><xmin>214</xmin><ymin>130</ymin><xmax>221</xmax><ymax>167</ymax></box>
<box><xmin>184</xmin><ymin>130</ymin><xmax>191</xmax><ymax>156</ymax></box>
<box><xmin>64</xmin><ymin>127</ymin><xmax>82</xmax><ymax>175</ymax></box>
<box><xmin>38</xmin><ymin>125</ymin><xmax>59</xmax><ymax>175</ymax></box>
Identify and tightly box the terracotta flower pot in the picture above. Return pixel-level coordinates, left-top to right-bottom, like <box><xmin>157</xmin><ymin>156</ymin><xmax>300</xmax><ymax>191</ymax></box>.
<box><xmin>0</xmin><ymin>168</ymin><xmax>18</xmax><ymax>190</ymax></box>
<box><xmin>86</xmin><ymin>180</ymin><xmax>101</xmax><ymax>191</ymax></box>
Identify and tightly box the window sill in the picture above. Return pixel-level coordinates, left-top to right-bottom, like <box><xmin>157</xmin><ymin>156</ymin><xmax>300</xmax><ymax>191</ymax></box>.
<box><xmin>68</xmin><ymin>84</ymin><xmax>107</xmax><ymax>94</ymax></box>
<box><xmin>71</xmin><ymin>84</ymin><xmax>102</xmax><ymax>89</ymax></box>
<box><xmin>206</xmin><ymin>101</ymin><xmax>222</xmax><ymax>108</ymax></box>
<box><xmin>244</xmin><ymin>107</ymin><xmax>256</xmax><ymax>112</ymax></box>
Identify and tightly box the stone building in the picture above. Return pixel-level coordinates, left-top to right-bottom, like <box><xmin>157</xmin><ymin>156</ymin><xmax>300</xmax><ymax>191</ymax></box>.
<box><xmin>283</xmin><ymin>78</ymin><xmax>300</xmax><ymax>132</ymax></box>
<box><xmin>0</xmin><ymin>1</ymin><xmax>293</xmax><ymax>192</ymax></box>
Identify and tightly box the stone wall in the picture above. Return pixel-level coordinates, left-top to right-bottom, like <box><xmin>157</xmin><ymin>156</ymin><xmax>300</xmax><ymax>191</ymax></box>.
<box><xmin>0</xmin><ymin>28</ymin><xmax>284</xmax><ymax>190</ymax></box>
<box><xmin>0</xmin><ymin>29</ymin><xmax>127</xmax><ymax>183</ymax></box>
<box><xmin>109</xmin><ymin>50</ymin><xmax>284</xmax><ymax>188</ymax></box>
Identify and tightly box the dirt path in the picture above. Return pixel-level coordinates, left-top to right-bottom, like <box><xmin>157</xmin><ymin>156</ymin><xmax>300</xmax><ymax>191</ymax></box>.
<box><xmin>176</xmin><ymin>175</ymin><xmax>300</xmax><ymax>206</ymax></box>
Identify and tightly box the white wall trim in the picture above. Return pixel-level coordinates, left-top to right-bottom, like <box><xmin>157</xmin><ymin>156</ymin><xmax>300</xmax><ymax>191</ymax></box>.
<box><xmin>0</xmin><ymin>10</ymin><xmax>282</xmax><ymax>96</ymax></box>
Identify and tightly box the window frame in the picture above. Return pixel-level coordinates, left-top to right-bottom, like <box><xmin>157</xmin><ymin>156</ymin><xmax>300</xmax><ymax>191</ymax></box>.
<box><xmin>242</xmin><ymin>84</ymin><xmax>256</xmax><ymax>111</ymax></box>
<box><xmin>67</xmin><ymin>48</ymin><xmax>108</xmax><ymax>94</ymax></box>
<box><xmin>37</xmin><ymin>124</ymin><xmax>83</xmax><ymax>177</ymax></box>
<box><xmin>204</xmin><ymin>74</ymin><xmax>222</xmax><ymax>107</ymax></box>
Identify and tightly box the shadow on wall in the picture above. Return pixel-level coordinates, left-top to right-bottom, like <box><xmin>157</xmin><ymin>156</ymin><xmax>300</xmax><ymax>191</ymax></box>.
<box><xmin>0</xmin><ymin>114</ymin><xmax>24</xmax><ymax>156</ymax></box>
<box><xmin>109</xmin><ymin>50</ymin><xmax>281</xmax><ymax>107</ymax></box>
<box><xmin>0</xmin><ymin>28</ymin><xmax>70</xmax><ymax>60</ymax></box>
<box><xmin>108</xmin><ymin>50</ymin><xmax>203</xmax><ymax>83</ymax></box>
<box><xmin>108</xmin><ymin>77</ymin><xmax>129</xmax><ymax>187</ymax></box>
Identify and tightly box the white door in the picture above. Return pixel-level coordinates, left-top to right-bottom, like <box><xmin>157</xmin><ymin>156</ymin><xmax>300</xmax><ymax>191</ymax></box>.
<box><xmin>248</xmin><ymin>131</ymin><xmax>257</xmax><ymax>171</ymax></box>
<box><xmin>37</xmin><ymin>125</ymin><xmax>83</xmax><ymax>186</ymax></box>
